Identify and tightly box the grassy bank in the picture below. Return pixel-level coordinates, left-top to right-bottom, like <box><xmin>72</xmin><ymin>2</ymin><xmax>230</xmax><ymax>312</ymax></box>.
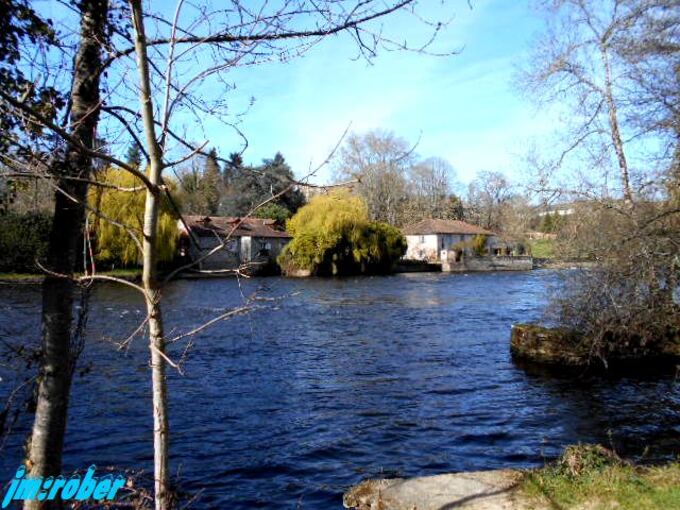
<box><xmin>0</xmin><ymin>268</ymin><xmax>142</xmax><ymax>284</ymax></box>
<box><xmin>528</xmin><ymin>238</ymin><xmax>556</xmax><ymax>259</ymax></box>
<box><xmin>521</xmin><ymin>445</ymin><xmax>680</xmax><ymax>510</ymax></box>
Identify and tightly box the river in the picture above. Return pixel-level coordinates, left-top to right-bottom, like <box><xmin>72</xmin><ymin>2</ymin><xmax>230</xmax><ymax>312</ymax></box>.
<box><xmin>0</xmin><ymin>270</ymin><xmax>678</xmax><ymax>508</ymax></box>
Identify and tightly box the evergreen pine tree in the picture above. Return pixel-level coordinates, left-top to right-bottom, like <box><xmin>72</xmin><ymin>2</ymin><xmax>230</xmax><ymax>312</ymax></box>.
<box><xmin>199</xmin><ymin>148</ymin><xmax>222</xmax><ymax>215</ymax></box>
<box><xmin>224</xmin><ymin>151</ymin><xmax>243</xmax><ymax>186</ymax></box>
<box><xmin>125</xmin><ymin>143</ymin><xmax>143</xmax><ymax>168</ymax></box>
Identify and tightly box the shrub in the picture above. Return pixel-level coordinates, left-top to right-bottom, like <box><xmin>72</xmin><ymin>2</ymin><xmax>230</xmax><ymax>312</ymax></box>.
<box><xmin>278</xmin><ymin>191</ymin><xmax>406</xmax><ymax>276</ymax></box>
<box><xmin>472</xmin><ymin>234</ymin><xmax>488</xmax><ymax>256</ymax></box>
<box><xmin>549</xmin><ymin>200</ymin><xmax>679</xmax><ymax>362</ymax></box>
<box><xmin>252</xmin><ymin>202</ymin><xmax>291</xmax><ymax>223</ymax></box>
<box><xmin>0</xmin><ymin>212</ymin><xmax>52</xmax><ymax>273</ymax></box>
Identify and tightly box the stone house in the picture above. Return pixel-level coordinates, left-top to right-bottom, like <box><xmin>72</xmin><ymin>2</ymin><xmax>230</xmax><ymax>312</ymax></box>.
<box><xmin>402</xmin><ymin>219</ymin><xmax>497</xmax><ymax>262</ymax></box>
<box><xmin>178</xmin><ymin>215</ymin><xmax>291</xmax><ymax>271</ymax></box>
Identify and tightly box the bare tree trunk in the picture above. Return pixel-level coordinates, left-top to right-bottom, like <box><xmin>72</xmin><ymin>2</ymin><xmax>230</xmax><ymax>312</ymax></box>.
<box><xmin>25</xmin><ymin>2</ymin><xmax>108</xmax><ymax>509</ymax></box>
<box><xmin>130</xmin><ymin>2</ymin><xmax>170</xmax><ymax>508</ymax></box>
<box><xmin>601</xmin><ymin>46</ymin><xmax>633</xmax><ymax>203</ymax></box>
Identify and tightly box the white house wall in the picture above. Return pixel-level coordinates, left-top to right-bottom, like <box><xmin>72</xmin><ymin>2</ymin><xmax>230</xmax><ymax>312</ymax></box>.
<box><xmin>404</xmin><ymin>233</ymin><xmax>497</xmax><ymax>262</ymax></box>
<box><xmin>240</xmin><ymin>236</ymin><xmax>252</xmax><ymax>262</ymax></box>
<box><xmin>405</xmin><ymin>234</ymin><xmax>439</xmax><ymax>261</ymax></box>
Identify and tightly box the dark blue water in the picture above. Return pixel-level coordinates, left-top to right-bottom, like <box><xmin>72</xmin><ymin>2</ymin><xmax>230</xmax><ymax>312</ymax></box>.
<box><xmin>1</xmin><ymin>271</ymin><xmax>678</xmax><ymax>508</ymax></box>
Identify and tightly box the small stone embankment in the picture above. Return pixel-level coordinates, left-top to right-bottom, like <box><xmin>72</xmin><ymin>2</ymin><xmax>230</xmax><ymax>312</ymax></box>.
<box><xmin>343</xmin><ymin>469</ymin><xmax>529</xmax><ymax>510</ymax></box>
<box><xmin>510</xmin><ymin>323</ymin><xmax>680</xmax><ymax>369</ymax></box>
<box><xmin>443</xmin><ymin>256</ymin><xmax>534</xmax><ymax>272</ymax></box>
<box><xmin>343</xmin><ymin>446</ymin><xmax>680</xmax><ymax>509</ymax></box>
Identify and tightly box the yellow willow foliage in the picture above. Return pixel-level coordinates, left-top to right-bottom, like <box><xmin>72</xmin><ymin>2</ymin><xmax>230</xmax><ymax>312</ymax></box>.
<box><xmin>280</xmin><ymin>190</ymin><xmax>405</xmax><ymax>275</ymax></box>
<box><xmin>88</xmin><ymin>168</ymin><xmax>178</xmax><ymax>266</ymax></box>
<box><xmin>283</xmin><ymin>191</ymin><xmax>367</xmax><ymax>266</ymax></box>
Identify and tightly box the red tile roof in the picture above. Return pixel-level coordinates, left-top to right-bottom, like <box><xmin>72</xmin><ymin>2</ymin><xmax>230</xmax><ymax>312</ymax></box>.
<box><xmin>402</xmin><ymin>219</ymin><xmax>495</xmax><ymax>236</ymax></box>
<box><xmin>181</xmin><ymin>215</ymin><xmax>291</xmax><ymax>239</ymax></box>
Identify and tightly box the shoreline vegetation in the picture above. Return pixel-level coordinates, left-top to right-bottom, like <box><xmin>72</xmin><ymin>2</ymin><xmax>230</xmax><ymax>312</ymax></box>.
<box><xmin>521</xmin><ymin>445</ymin><xmax>680</xmax><ymax>510</ymax></box>
<box><xmin>0</xmin><ymin>268</ymin><xmax>143</xmax><ymax>285</ymax></box>
<box><xmin>510</xmin><ymin>323</ymin><xmax>680</xmax><ymax>369</ymax></box>
<box><xmin>344</xmin><ymin>445</ymin><xmax>680</xmax><ymax>510</ymax></box>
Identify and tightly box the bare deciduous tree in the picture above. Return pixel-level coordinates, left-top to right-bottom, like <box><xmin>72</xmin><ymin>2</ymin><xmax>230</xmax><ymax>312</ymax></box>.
<box><xmin>117</xmin><ymin>3</ymin><xmax>455</xmax><ymax>508</ymax></box>
<box><xmin>520</xmin><ymin>0</ymin><xmax>680</xmax><ymax>365</ymax></box>
<box><xmin>519</xmin><ymin>0</ymin><xmax>679</xmax><ymax>202</ymax></box>
<box><xmin>465</xmin><ymin>170</ymin><xmax>513</xmax><ymax>231</ymax></box>
<box><xmin>335</xmin><ymin>130</ymin><xmax>415</xmax><ymax>225</ymax></box>
<box><xmin>407</xmin><ymin>157</ymin><xmax>457</xmax><ymax>220</ymax></box>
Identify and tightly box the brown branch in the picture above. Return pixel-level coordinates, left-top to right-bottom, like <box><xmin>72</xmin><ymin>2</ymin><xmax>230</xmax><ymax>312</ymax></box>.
<box><xmin>166</xmin><ymin>305</ymin><xmax>254</xmax><ymax>344</ymax></box>
<box><xmin>0</xmin><ymin>89</ymin><xmax>156</xmax><ymax>190</ymax></box>
<box><xmin>105</xmin><ymin>0</ymin><xmax>416</xmax><ymax>65</ymax></box>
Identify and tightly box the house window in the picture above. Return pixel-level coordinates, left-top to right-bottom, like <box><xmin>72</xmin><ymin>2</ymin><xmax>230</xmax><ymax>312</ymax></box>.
<box><xmin>419</xmin><ymin>235</ymin><xmax>425</xmax><ymax>243</ymax></box>
<box><xmin>226</xmin><ymin>239</ymin><xmax>238</xmax><ymax>253</ymax></box>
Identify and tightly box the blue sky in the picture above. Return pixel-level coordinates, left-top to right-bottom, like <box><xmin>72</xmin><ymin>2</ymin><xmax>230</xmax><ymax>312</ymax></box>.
<box><xmin>205</xmin><ymin>1</ymin><xmax>550</xmax><ymax>185</ymax></box>
<box><xmin>35</xmin><ymin>0</ymin><xmax>552</xmax><ymax>186</ymax></box>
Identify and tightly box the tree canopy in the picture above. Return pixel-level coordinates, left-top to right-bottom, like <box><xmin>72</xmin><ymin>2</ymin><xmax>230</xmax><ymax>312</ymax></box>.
<box><xmin>279</xmin><ymin>191</ymin><xmax>406</xmax><ymax>276</ymax></box>
<box><xmin>89</xmin><ymin>168</ymin><xmax>178</xmax><ymax>267</ymax></box>
<box><xmin>334</xmin><ymin>130</ymin><xmax>463</xmax><ymax>226</ymax></box>
<box><xmin>221</xmin><ymin>152</ymin><xmax>305</xmax><ymax>217</ymax></box>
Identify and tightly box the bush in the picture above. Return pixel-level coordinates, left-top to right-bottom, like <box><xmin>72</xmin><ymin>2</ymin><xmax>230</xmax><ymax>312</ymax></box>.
<box><xmin>0</xmin><ymin>212</ymin><xmax>52</xmax><ymax>273</ymax></box>
<box><xmin>472</xmin><ymin>234</ymin><xmax>488</xmax><ymax>256</ymax></box>
<box><xmin>528</xmin><ymin>238</ymin><xmax>555</xmax><ymax>259</ymax></box>
<box><xmin>522</xmin><ymin>444</ymin><xmax>680</xmax><ymax>510</ymax></box>
<box><xmin>278</xmin><ymin>191</ymin><xmax>406</xmax><ymax>276</ymax></box>
<box><xmin>252</xmin><ymin>202</ymin><xmax>291</xmax><ymax>223</ymax></box>
<box><xmin>549</xmin><ymin>199</ymin><xmax>679</xmax><ymax>363</ymax></box>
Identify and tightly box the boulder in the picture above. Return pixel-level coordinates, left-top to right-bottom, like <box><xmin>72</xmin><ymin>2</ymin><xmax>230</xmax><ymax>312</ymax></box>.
<box><xmin>343</xmin><ymin>470</ymin><xmax>526</xmax><ymax>510</ymax></box>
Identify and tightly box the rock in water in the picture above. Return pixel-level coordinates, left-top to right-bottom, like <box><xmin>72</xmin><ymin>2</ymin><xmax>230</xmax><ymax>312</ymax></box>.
<box><xmin>510</xmin><ymin>323</ymin><xmax>588</xmax><ymax>366</ymax></box>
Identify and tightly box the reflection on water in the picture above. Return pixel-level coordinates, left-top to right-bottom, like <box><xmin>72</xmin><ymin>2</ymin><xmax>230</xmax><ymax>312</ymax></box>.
<box><xmin>0</xmin><ymin>270</ymin><xmax>678</xmax><ymax>509</ymax></box>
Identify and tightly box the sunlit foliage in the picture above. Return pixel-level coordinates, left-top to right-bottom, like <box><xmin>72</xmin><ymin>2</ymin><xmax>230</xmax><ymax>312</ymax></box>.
<box><xmin>279</xmin><ymin>191</ymin><xmax>406</xmax><ymax>275</ymax></box>
<box><xmin>88</xmin><ymin>168</ymin><xmax>178</xmax><ymax>267</ymax></box>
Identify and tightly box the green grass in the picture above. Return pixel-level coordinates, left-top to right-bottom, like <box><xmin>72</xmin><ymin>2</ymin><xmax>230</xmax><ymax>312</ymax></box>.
<box><xmin>529</xmin><ymin>238</ymin><xmax>556</xmax><ymax>259</ymax></box>
<box><xmin>0</xmin><ymin>268</ymin><xmax>142</xmax><ymax>282</ymax></box>
<box><xmin>96</xmin><ymin>268</ymin><xmax>142</xmax><ymax>279</ymax></box>
<box><xmin>0</xmin><ymin>272</ymin><xmax>42</xmax><ymax>281</ymax></box>
<box><xmin>521</xmin><ymin>445</ymin><xmax>680</xmax><ymax>510</ymax></box>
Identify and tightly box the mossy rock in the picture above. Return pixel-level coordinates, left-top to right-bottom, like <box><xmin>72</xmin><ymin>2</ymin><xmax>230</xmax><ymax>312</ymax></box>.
<box><xmin>511</xmin><ymin>324</ymin><xmax>680</xmax><ymax>370</ymax></box>
<box><xmin>510</xmin><ymin>324</ymin><xmax>589</xmax><ymax>366</ymax></box>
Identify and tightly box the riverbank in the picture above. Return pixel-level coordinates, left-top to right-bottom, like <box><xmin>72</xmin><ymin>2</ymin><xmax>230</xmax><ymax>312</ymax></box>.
<box><xmin>0</xmin><ymin>268</ymin><xmax>142</xmax><ymax>285</ymax></box>
<box><xmin>532</xmin><ymin>258</ymin><xmax>597</xmax><ymax>270</ymax></box>
<box><xmin>344</xmin><ymin>445</ymin><xmax>680</xmax><ymax>510</ymax></box>
<box><xmin>510</xmin><ymin>323</ymin><xmax>680</xmax><ymax>370</ymax></box>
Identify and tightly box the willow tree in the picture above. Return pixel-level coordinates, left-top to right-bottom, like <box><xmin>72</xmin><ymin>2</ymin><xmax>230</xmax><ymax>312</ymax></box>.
<box><xmin>279</xmin><ymin>191</ymin><xmax>406</xmax><ymax>275</ymax></box>
<box><xmin>89</xmin><ymin>168</ymin><xmax>178</xmax><ymax>267</ymax></box>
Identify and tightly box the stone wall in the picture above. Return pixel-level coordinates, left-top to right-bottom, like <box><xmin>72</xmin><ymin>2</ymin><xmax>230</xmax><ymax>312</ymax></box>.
<box><xmin>442</xmin><ymin>255</ymin><xmax>533</xmax><ymax>272</ymax></box>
